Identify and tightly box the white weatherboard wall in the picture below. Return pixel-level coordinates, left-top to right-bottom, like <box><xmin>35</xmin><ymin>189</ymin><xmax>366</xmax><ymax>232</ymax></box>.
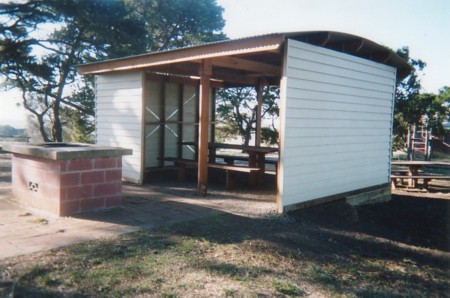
<box><xmin>278</xmin><ymin>39</ymin><xmax>396</xmax><ymax>212</ymax></box>
<box><xmin>96</xmin><ymin>71</ymin><xmax>144</xmax><ymax>183</ymax></box>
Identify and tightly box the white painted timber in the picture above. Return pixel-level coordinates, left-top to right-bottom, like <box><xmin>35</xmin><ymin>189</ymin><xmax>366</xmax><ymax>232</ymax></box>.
<box><xmin>164</xmin><ymin>83</ymin><xmax>180</xmax><ymax>162</ymax></box>
<box><xmin>143</xmin><ymin>81</ymin><xmax>198</xmax><ymax>167</ymax></box>
<box><xmin>183</xmin><ymin>85</ymin><xmax>197</xmax><ymax>123</ymax></box>
<box><xmin>278</xmin><ymin>39</ymin><xmax>396</xmax><ymax>212</ymax></box>
<box><xmin>182</xmin><ymin>85</ymin><xmax>197</xmax><ymax>159</ymax></box>
<box><xmin>95</xmin><ymin>71</ymin><xmax>143</xmax><ymax>183</ymax></box>
<box><xmin>144</xmin><ymin>80</ymin><xmax>161</xmax><ymax>167</ymax></box>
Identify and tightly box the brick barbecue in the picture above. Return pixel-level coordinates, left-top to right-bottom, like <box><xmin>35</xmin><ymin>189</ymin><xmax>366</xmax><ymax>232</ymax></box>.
<box><xmin>3</xmin><ymin>143</ymin><xmax>132</xmax><ymax>216</ymax></box>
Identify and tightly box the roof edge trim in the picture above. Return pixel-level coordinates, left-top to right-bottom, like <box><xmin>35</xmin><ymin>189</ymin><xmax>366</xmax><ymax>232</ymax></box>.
<box><xmin>77</xmin><ymin>34</ymin><xmax>284</xmax><ymax>75</ymax></box>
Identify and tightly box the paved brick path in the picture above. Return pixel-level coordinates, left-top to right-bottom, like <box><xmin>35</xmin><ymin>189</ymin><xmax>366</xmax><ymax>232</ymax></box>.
<box><xmin>0</xmin><ymin>153</ymin><xmax>276</xmax><ymax>259</ymax></box>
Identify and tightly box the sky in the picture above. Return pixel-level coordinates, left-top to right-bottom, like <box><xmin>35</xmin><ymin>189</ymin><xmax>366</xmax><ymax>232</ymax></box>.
<box><xmin>1</xmin><ymin>0</ymin><xmax>449</xmax><ymax>129</ymax></box>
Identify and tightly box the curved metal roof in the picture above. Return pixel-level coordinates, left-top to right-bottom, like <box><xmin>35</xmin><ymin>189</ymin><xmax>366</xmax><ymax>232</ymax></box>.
<box><xmin>284</xmin><ymin>31</ymin><xmax>411</xmax><ymax>79</ymax></box>
<box><xmin>77</xmin><ymin>31</ymin><xmax>411</xmax><ymax>80</ymax></box>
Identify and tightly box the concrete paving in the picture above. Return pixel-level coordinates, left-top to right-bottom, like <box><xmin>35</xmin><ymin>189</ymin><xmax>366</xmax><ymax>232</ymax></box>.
<box><xmin>0</xmin><ymin>153</ymin><xmax>276</xmax><ymax>259</ymax></box>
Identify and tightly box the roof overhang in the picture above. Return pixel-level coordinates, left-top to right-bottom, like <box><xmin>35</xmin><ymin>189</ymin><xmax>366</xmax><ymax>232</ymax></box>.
<box><xmin>77</xmin><ymin>31</ymin><xmax>411</xmax><ymax>84</ymax></box>
<box><xmin>285</xmin><ymin>31</ymin><xmax>411</xmax><ymax>79</ymax></box>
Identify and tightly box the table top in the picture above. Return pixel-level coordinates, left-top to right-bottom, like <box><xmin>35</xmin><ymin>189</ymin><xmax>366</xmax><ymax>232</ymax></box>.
<box><xmin>391</xmin><ymin>161</ymin><xmax>450</xmax><ymax>166</ymax></box>
<box><xmin>210</xmin><ymin>143</ymin><xmax>278</xmax><ymax>153</ymax></box>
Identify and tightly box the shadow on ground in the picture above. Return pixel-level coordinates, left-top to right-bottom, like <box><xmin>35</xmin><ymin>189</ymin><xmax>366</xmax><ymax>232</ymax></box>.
<box><xmin>71</xmin><ymin>180</ymin><xmax>276</xmax><ymax>230</ymax></box>
<box><xmin>291</xmin><ymin>194</ymin><xmax>450</xmax><ymax>252</ymax></box>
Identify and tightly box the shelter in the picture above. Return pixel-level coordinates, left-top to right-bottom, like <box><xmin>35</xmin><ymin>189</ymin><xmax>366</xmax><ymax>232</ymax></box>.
<box><xmin>77</xmin><ymin>31</ymin><xmax>410</xmax><ymax>212</ymax></box>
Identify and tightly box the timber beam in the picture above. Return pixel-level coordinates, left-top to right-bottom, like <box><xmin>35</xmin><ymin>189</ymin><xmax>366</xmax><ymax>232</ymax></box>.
<box><xmin>210</xmin><ymin>56</ymin><xmax>281</xmax><ymax>76</ymax></box>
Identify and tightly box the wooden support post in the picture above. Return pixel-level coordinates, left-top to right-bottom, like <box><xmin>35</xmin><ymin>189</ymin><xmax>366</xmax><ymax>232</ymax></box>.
<box><xmin>209</xmin><ymin>89</ymin><xmax>217</xmax><ymax>164</ymax></box>
<box><xmin>177</xmin><ymin>84</ymin><xmax>184</xmax><ymax>159</ymax></box>
<box><xmin>194</xmin><ymin>86</ymin><xmax>200</xmax><ymax>161</ymax></box>
<box><xmin>198</xmin><ymin>60</ymin><xmax>212</xmax><ymax>195</ymax></box>
<box><xmin>248</xmin><ymin>153</ymin><xmax>257</xmax><ymax>187</ymax></box>
<box><xmin>255</xmin><ymin>80</ymin><xmax>264</xmax><ymax>147</ymax></box>
<box><xmin>158</xmin><ymin>81</ymin><xmax>166</xmax><ymax>167</ymax></box>
<box><xmin>255</xmin><ymin>80</ymin><xmax>264</xmax><ymax>184</ymax></box>
<box><xmin>225</xmin><ymin>170</ymin><xmax>234</xmax><ymax>190</ymax></box>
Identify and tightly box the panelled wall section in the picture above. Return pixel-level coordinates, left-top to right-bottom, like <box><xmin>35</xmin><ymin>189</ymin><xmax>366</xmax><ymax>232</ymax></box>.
<box><xmin>95</xmin><ymin>71</ymin><xmax>144</xmax><ymax>183</ymax></box>
<box><xmin>144</xmin><ymin>80</ymin><xmax>199</xmax><ymax>168</ymax></box>
<box><xmin>144</xmin><ymin>79</ymin><xmax>214</xmax><ymax>174</ymax></box>
<box><xmin>278</xmin><ymin>39</ymin><xmax>397</xmax><ymax>212</ymax></box>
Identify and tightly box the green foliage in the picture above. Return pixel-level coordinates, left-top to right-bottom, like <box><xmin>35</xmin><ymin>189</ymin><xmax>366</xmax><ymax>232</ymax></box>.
<box><xmin>272</xmin><ymin>280</ymin><xmax>304</xmax><ymax>296</ymax></box>
<box><xmin>216</xmin><ymin>87</ymin><xmax>254</xmax><ymax>144</ymax></box>
<box><xmin>1</xmin><ymin>0</ymin><xmax>226</xmax><ymax>143</ymax></box>
<box><xmin>0</xmin><ymin>0</ymin><xmax>146</xmax><ymax>142</ymax></box>
<box><xmin>127</xmin><ymin>0</ymin><xmax>226</xmax><ymax>51</ymax></box>
<box><xmin>395</xmin><ymin>47</ymin><xmax>425</xmax><ymax>104</ymax></box>
<box><xmin>393</xmin><ymin>47</ymin><xmax>449</xmax><ymax>154</ymax></box>
<box><xmin>421</xmin><ymin>89</ymin><xmax>450</xmax><ymax>136</ymax></box>
<box><xmin>392</xmin><ymin>113</ymin><xmax>408</xmax><ymax>150</ymax></box>
<box><xmin>61</xmin><ymin>76</ymin><xmax>95</xmax><ymax>143</ymax></box>
<box><xmin>393</xmin><ymin>47</ymin><xmax>426</xmax><ymax>150</ymax></box>
<box><xmin>261</xmin><ymin>127</ymin><xmax>278</xmax><ymax>146</ymax></box>
<box><xmin>216</xmin><ymin>86</ymin><xmax>279</xmax><ymax>145</ymax></box>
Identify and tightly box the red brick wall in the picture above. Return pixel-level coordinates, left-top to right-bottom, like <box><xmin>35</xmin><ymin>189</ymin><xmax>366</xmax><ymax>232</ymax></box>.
<box><xmin>12</xmin><ymin>154</ymin><xmax>123</xmax><ymax>216</ymax></box>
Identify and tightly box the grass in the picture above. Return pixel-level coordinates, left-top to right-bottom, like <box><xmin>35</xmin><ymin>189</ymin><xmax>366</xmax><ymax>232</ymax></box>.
<box><xmin>28</xmin><ymin>217</ymin><xmax>48</xmax><ymax>225</ymax></box>
<box><xmin>430</xmin><ymin>151</ymin><xmax>450</xmax><ymax>161</ymax></box>
<box><xmin>0</xmin><ymin>195</ymin><xmax>449</xmax><ymax>297</ymax></box>
<box><xmin>272</xmin><ymin>279</ymin><xmax>304</xmax><ymax>296</ymax></box>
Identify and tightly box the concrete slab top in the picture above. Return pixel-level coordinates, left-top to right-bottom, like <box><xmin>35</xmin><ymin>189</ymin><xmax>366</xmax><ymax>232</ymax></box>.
<box><xmin>2</xmin><ymin>143</ymin><xmax>132</xmax><ymax>160</ymax></box>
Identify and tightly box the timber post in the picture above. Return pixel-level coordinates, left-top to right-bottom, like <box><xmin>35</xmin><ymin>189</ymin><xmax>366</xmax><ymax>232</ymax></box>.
<box><xmin>198</xmin><ymin>59</ymin><xmax>212</xmax><ymax>195</ymax></box>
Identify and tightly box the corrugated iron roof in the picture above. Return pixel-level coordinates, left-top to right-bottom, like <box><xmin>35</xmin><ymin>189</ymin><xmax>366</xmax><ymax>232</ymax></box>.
<box><xmin>77</xmin><ymin>31</ymin><xmax>411</xmax><ymax>80</ymax></box>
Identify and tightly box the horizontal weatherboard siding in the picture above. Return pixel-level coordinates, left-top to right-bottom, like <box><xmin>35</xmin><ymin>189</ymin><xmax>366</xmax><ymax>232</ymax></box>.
<box><xmin>95</xmin><ymin>71</ymin><xmax>143</xmax><ymax>183</ymax></box>
<box><xmin>286</xmin><ymin>42</ymin><xmax>394</xmax><ymax>77</ymax></box>
<box><xmin>279</xmin><ymin>39</ymin><xmax>396</xmax><ymax>211</ymax></box>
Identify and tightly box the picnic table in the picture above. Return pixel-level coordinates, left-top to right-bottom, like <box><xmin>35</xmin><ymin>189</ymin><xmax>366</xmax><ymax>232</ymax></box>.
<box><xmin>209</xmin><ymin>143</ymin><xmax>278</xmax><ymax>186</ymax></box>
<box><xmin>165</xmin><ymin>142</ymin><xmax>278</xmax><ymax>189</ymax></box>
<box><xmin>209</xmin><ymin>142</ymin><xmax>278</xmax><ymax>171</ymax></box>
<box><xmin>391</xmin><ymin>160</ymin><xmax>450</xmax><ymax>189</ymax></box>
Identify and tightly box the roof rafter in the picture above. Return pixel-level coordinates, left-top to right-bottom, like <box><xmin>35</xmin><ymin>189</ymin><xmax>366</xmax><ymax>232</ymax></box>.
<box><xmin>209</xmin><ymin>56</ymin><xmax>281</xmax><ymax>76</ymax></box>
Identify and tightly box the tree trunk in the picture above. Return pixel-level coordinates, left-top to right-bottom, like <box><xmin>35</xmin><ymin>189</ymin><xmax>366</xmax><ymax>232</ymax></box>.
<box><xmin>21</xmin><ymin>89</ymin><xmax>51</xmax><ymax>142</ymax></box>
<box><xmin>407</xmin><ymin>125</ymin><xmax>412</xmax><ymax>160</ymax></box>
<box><xmin>37</xmin><ymin>114</ymin><xmax>51</xmax><ymax>142</ymax></box>
<box><xmin>243</xmin><ymin>129</ymin><xmax>251</xmax><ymax>147</ymax></box>
<box><xmin>52</xmin><ymin>31</ymin><xmax>82</xmax><ymax>143</ymax></box>
<box><xmin>52</xmin><ymin>103</ymin><xmax>63</xmax><ymax>142</ymax></box>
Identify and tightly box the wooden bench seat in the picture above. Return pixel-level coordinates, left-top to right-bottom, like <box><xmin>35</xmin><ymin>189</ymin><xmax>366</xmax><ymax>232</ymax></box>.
<box><xmin>391</xmin><ymin>175</ymin><xmax>450</xmax><ymax>189</ymax></box>
<box><xmin>208</xmin><ymin>163</ymin><xmax>260</xmax><ymax>172</ymax></box>
<box><xmin>215</xmin><ymin>154</ymin><xmax>278</xmax><ymax>169</ymax></box>
<box><xmin>163</xmin><ymin>157</ymin><xmax>263</xmax><ymax>189</ymax></box>
<box><xmin>208</xmin><ymin>163</ymin><xmax>261</xmax><ymax>189</ymax></box>
<box><xmin>215</xmin><ymin>154</ymin><xmax>248</xmax><ymax>161</ymax></box>
<box><xmin>391</xmin><ymin>169</ymin><xmax>411</xmax><ymax>174</ymax></box>
<box><xmin>215</xmin><ymin>154</ymin><xmax>248</xmax><ymax>165</ymax></box>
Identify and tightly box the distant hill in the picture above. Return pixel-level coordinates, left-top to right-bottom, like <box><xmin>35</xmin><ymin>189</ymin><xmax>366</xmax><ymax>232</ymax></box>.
<box><xmin>0</xmin><ymin>125</ymin><xmax>27</xmax><ymax>137</ymax></box>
